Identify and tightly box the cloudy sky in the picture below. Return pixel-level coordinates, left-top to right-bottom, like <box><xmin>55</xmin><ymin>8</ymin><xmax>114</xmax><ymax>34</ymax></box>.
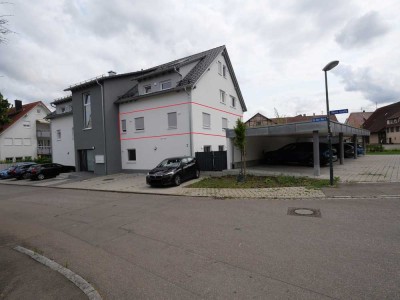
<box><xmin>1</xmin><ymin>0</ymin><xmax>399</xmax><ymax>122</ymax></box>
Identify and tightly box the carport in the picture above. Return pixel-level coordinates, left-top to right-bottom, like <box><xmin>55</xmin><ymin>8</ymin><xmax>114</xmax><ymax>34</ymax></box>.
<box><xmin>226</xmin><ymin>121</ymin><xmax>370</xmax><ymax>176</ymax></box>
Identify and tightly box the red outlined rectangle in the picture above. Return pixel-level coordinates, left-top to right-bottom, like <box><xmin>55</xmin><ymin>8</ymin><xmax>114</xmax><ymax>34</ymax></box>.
<box><xmin>120</xmin><ymin>131</ymin><xmax>226</xmax><ymax>141</ymax></box>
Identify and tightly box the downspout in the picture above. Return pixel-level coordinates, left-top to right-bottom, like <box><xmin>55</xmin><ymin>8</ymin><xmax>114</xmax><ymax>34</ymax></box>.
<box><xmin>174</xmin><ymin>67</ymin><xmax>193</xmax><ymax>156</ymax></box>
<box><xmin>96</xmin><ymin>79</ymin><xmax>107</xmax><ymax>175</ymax></box>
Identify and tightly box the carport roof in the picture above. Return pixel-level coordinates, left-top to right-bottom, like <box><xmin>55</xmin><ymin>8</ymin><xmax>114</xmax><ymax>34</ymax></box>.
<box><xmin>226</xmin><ymin>121</ymin><xmax>370</xmax><ymax>138</ymax></box>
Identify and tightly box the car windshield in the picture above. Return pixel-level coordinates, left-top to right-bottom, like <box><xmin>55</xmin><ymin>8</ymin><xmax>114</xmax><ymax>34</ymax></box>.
<box><xmin>157</xmin><ymin>158</ymin><xmax>182</xmax><ymax>168</ymax></box>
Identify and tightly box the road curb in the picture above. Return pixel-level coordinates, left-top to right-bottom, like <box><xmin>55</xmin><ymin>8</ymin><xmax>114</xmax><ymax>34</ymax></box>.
<box><xmin>13</xmin><ymin>246</ymin><xmax>102</xmax><ymax>300</ymax></box>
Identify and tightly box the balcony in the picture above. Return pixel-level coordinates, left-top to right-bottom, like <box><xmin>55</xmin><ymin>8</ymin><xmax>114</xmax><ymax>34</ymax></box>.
<box><xmin>37</xmin><ymin>131</ymin><xmax>51</xmax><ymax>138</ymax></box>
<box><xmin>37</xmin><ymin>146</ymin><xmax>52</xmax><ymax>155</ymax></box>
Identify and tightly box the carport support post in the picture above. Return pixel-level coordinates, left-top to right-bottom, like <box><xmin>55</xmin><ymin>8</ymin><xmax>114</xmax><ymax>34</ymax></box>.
<box><xmin>353</xmin><ymin>134</ymin><xmax>358</xmax><ymax>159</ymax></box>
<box><xmin>313</xmin><ymin>131</ymin><xmax>320</xmax><ymax>176</ymax></box>
<box><xmin>339</xmin><ymin>133</ymin><xmax>344</xmax><ymax>165</ymax></box>
<box><xmin>362</xmin><ymin>136</ymin><xmax>366</xmax><ymax>155</ymax></box>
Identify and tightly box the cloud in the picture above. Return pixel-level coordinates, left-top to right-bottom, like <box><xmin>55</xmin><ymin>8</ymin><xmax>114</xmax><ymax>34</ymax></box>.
<box><xmin>334</xmin><ymin>65</ymin><xmax>400</xmax><ymax>104</ymax></box>
<box><xmin>335</xmin><ymin>11</ymin><xmax>389</xmax><ymax>48</ymax></box>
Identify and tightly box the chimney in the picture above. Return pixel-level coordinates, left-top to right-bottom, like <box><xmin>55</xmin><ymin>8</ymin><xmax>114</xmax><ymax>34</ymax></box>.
<box><xmin>108</xmin><ymin>70</ymin><xmax>117</xmax><ymax>76</ymax></box>
<box><xmin>15</xmin><ymin>100</ymin><xmax>22</xmax><ymax>112</ymax></box>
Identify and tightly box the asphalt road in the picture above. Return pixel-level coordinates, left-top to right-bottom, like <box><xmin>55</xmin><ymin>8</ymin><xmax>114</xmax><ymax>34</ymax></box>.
<box><xmin>0</xmin><ymin>185</ymin><xmax>399</xmax><ymax>299</ymax></box>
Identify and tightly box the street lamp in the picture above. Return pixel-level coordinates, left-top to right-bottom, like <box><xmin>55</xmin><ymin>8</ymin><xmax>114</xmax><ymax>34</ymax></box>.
<box><xmin>323</xmin><ymin>60</ymin><xmax>339</xmax><ymax>186</ymax></box>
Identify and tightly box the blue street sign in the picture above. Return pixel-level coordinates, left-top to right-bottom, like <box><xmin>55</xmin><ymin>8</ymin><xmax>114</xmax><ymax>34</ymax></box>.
<box><xmin>329</xmin><ymin>109</ymin><xmax>348</xmax><ymax>115</ymax></box>
<box><xmin>312</xmin><ymin>117</ymin><xmax>327</xmax><ymax>122</ymax></box>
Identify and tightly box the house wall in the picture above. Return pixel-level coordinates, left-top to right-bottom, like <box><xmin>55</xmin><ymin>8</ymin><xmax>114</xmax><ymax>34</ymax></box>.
<box><xmin>0</xmin><ymin>103</ymin><xmax>49</xmax><ymax>162</ymax></box>
<box><xmin>51</xmin><ymin>114</ymin><xmax>75</xmax><ymax>166</ymax></box>
<box><xmin>386</xmin><ymin>127</ymin><xmax>400</xmax><ymax>144</ymax></box>
<box><xmin>369</xmin><ymin>133</ymin><xmax>380</xmax><ymax>144</ymax></box>
<box><xmin>119</xmin><ymin>90</ymin><xmax>191</xmax><ymax>170</ymax></box>
<box><xmin>191</xmin><ymin>51</ymin><xmax>243</xmax><ymax>154</ymax></box>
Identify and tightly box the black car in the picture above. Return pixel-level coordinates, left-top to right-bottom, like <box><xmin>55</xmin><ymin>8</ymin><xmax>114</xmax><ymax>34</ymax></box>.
<box><xmin>333</xmin><ymin>143</ymin><xmax>355</xmax><ymax>158</ymax></box>
<box><xmin>264</xmin><ymin>142</ymin><xmax>338</xmax><ymax>166</ymax></box>
<box><xmin>8</xmin><ymin>162</ymin><xmax>37</xmax><ymax>179</ymax></box>
<box><xmin>28</xmin><ymin>163</ymin><xmax>75</xmax><ymax>180</ymax></box>
<box><xmin>146</xmin><ymin>156</ymin><xmax>200</xmax><ymax>186</ymax></box>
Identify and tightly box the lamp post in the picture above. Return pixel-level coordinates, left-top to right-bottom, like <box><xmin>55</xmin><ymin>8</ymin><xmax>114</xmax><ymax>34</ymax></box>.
<box><xmin>323</xmin><ymin>60</ymin><xmax>339</xmax><ymax>186</ymax></box>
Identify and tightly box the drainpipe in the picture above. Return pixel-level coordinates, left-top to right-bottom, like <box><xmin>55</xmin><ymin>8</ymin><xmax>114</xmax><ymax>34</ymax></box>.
<box><xmin>96</xmin><ymin>79</ymin><xmax>107</xmax><ymax>175</ymax></box>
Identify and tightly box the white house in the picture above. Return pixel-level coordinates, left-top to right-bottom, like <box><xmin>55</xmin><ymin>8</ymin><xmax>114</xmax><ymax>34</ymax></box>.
<box><xmin>0</xmin><ymin>100</ymin><xmax>51</xmax><ymax>162</ymax></box>
<box><xmin>46</xmin><ymin>96</ymin><xmax>75</xmax><ymax>166</ymax></box>
<box><xmin>116</xmin><ymin>45</ymin><xmax>247</xmax><ymax>171</ymax></box>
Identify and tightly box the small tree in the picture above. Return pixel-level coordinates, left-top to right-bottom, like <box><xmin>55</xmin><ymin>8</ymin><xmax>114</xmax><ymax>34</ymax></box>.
<box><xmin>233</xmin><ymin>118</ymin><xmax>247</xmax><ymax>179</ymax></box>
<box><xmin>0</xmin><ymin>92</ymin><xmax>11</xmax><ymax>126</ymax></box>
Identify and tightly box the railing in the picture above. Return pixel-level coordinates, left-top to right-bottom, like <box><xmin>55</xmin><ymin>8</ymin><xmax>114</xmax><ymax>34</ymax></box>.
<box><xmin>37</xmin><ymin>131</ymin><xmax>51</xmax><ymax>138</ymax></box>
<box><xmin>37</xmin><ymin>146</ymin><xmax>52</xmax><ymax>155</ymax></box>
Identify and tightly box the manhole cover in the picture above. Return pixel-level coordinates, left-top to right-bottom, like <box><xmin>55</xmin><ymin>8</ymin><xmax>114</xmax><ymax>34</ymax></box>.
<box><xmin>287</xmin><ymin>207</ymin><xmax>321</xmax><ymax>218</ymax></box>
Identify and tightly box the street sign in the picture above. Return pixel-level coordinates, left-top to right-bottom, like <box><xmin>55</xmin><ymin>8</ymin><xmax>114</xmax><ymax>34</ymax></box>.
<box><xmin>329</xmin><ymin>109</ymin><xmax>348</xmax><ymax>115</ymax></box>
<box><xmin>312</xmin><ymin>117</ymin><xmax>327</xmax><ymax>122</ymax></box>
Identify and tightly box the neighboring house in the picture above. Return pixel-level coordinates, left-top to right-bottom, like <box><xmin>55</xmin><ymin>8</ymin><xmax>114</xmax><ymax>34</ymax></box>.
<box><xmin>345</xmin><ymin>111</ymin><xmax>373</xmax><ymax>128</ymax></box>
<box><xmin>385</xmin><ymin>112</ymin><xmax>400</xmax><ymax>144</ymax></box>
<box><xmin>46</xmin><ymin>96</ymin><xmax>75</xmax><ymax>166</ymax></box>
<box><xmin>0</xmin><ymin>100</ymin><xmax>51</xmax><ymax>162</ymax></box>
<box><xmin>270</xmin><ymin>114</ymin><xmax>338</xmax><ymax>124</ymax></box>
<box><xmin>363</xmin><ymin>101</ymin><xmax>400</xmax><ymax>144</ymax></box>
<box><xmin>245</xmin><ymin>113</ymin><xmax>276</xmax><ymax>127</ymax></box>
<box><xmin>58</xmin><ymin>45</ymin><xmax>246</xmax><ymax>174</ymax></box>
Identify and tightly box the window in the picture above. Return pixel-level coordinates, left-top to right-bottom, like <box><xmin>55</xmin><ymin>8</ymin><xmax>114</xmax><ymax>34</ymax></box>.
<box><xmin>168</xmin><ymin>112</ymin><xmax>177</xmax><ymax>129</ymax></box>
<box><xmin>23</xmin><ymin>121</ymin><xmax>30</xmax><ymax>128</ymax></box>
<box><xmin>220</xmin><ymin>90</ymin><xmax>226</xmax><ymax>104</ymax></box>
<box><xmin>222</xmin><ymin>117</ymin><xmax>228</xmax><ymax>130</ymax></box>
<box><xmin>144</xmin><ymin>85</ymin><xmax>151</xmax><ymax>94</ymax></box>
<box><xmin>16</xmin><ymin>157</ymin><xmax>23</xmax><ymax>162</ymax></box>
<box><xmin>61</xmin><ymin>107</ymin><xmax>66</xmax><ymax>113</ymax></box>
<box><xmin>14</xmin><ymin>138</ymin><xmax>22</xmax><ymax>146</ymax></box>
<box><xmin>56</xmin><ymin>129</ymin><xmax>61</xmax><ymax>140</ymax></box>
<box><xmin>23</xmin><ymin>138</ymin><xmax>31</xmax><ymax>146</ymax></box>
<box><xmin>218</xmin><ymin>61</ymin><xmax>222</xmax><ymax>75</ymax></box>
<box><xmin>4</xmin><ymin>138</ymin><xmax>12</xmax><ymax>145</ymax></box>
<box><xmin>121</xmin><ymin>119</ymin><xmax>127</xmax><ymax>133</ymax></box>
<box><xmin>223</xmin><ymin>65</ymin><xmax>227</xmax><ymax>77</ymax></box>
<box><xmin>231</xmin><ymin>95</ymin><xmax>236</xmax><ymax>108</ymax></box>
<box><xmin>387</xmin><ymin>128</ymin><xmax>390</xmax><ymax>133</ymax></box>
<box><xmin>135</xmin><ymin>117</ymin><xmax>144</xmax><ymax>131</ymax></box>
<box><xmin>128</xmin><ymin>149</ymin><xmax>136</xmax><ymax>161</ymax></box>
<box><xmin>83</xmin><ymin>93</ymin><xmax>92</xmax><ymax>129</ymax></box>
<box><xmin>202</xmin><ymin>113</ymin><xmax>211</xmax><ymax>129</ymax></box>
<box><xmin>218</xmin><ymin>145</ymin><xmax>224</xmax><ymax>151</ymax></box>
<box><xmin>204</xmin><ymin>145</ymin><xmax>211</xmax><ymax>152</ymax></box>
<box><xmin>397</xmin><ymin>126</ymin><xmax>400</xmax><ymax>132</ymax></box>
<box><xmin>25</xmin><ymin>156</ymin><xmax>32</xmax><ymax>161</ymax></box>
<box><xmin>37</xmin><ymin>108</ymin><xmax>41</xmax><ymax>114</ymax></box>
<box><xmin>161</xmin><ymin>80</ymin><xmax>172</xmax><ymax>90</ymax></box>
<box><xmin>5</xmin><ymin>157</ymin><xmax>13</xmax><ymax>163</ymax></box>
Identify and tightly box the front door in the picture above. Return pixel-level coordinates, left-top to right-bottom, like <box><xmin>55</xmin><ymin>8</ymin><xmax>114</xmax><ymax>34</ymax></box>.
<box><xmin>79</xmin><ymin>150</ymin><xmax>95</xmax><ymax>172</ymax></box>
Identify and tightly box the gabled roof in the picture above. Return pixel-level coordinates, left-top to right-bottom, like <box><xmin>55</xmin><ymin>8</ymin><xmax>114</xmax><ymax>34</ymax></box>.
<box><xmin>245</xmin><ymin>113</ymin><xmax>275</xmax><ymax>124</ymax></box>
<box><xmin>0</xmin><ymin>101</ymin><xmax>49</xmax><ymax>135</ymax></box>
<box><xmin>270</xmin><ymin>114</ymin><xmax>338</xmax><ymax>124</ymax></box>
<box><xmin>115</xmin><ymin>46</ymin><xmax>247</xmax><ymax>111</ymax></box>
<box><xmin>345</xmin><ymin>111</ymin><xmax>373</xmax><ymax>128</ymax></box>
<box><xmin>51</xmin><ymin>95</ymin><xmax>72</xmax><ymax>105</ymax></box>
<box><xmin>363</xmin><ymin>101</ymin><xmax>400</xmax><ymax>132</ymax></box>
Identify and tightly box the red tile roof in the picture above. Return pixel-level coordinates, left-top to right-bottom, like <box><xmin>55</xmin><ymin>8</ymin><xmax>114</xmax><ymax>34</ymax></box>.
<box><xmin>363</xmin><ymin>101</ymin><xmax>400</xmax><ymax>133</ymax></box>
<box><xmin>270</xmin><ymin>114</ymin><xmax>338</xmax><ymax>124</ymax></box>
<box><xmin>0</xmin><ymin>101</ymin><xmax>44</xmax><ymax>134</ymax></box>
<box><xmin>345</xmin><ymin>112</ymin><xmax>373</xmax><ymax>128</ymax></box>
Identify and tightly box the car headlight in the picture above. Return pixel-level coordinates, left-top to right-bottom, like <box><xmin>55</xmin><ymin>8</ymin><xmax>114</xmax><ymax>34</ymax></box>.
<box><xmin>165</xmin><ymin>171</ymin><xmax>174</xmax><ymax>176</ymax></box>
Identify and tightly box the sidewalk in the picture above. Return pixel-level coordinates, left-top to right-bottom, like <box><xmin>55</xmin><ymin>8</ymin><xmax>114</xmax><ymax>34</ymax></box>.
<box><xmin>0</xmin><ymin>247</ymin><xmax>86</xmax><ymax>300</ymax></box>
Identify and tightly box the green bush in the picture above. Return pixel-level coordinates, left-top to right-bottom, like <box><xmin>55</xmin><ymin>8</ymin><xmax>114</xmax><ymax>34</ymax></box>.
<box><xmin>367</xmin><ymin>144</ymin><xmax>383</xmax><ymax>152</ymax></box>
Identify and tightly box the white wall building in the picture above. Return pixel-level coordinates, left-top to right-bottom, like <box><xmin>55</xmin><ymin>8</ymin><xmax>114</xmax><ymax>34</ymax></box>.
<box><xmin>0</xmin><ymin>100</ymin><xmax>51</xmax><ymax>162</ymax></box>
<box><xmin>117</xmin><ymin>45</ymin><xmax>246</xmax><ymax>171</ymax></box>
<box><xmin>46</xmin><ymin>96</ymin><xmax>75</xmax><ymax>166</ymax></box>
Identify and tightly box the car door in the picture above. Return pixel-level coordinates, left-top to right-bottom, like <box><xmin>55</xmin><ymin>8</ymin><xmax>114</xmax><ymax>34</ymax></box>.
<box><xmin>186</xmin><ymin>157</ymin><xmax>196</xmax><ymax>178</ymax></box>
<box><xmin>180</xmin><ymin>158</ymin><xmax>189</xmax><ymax>180</ymax></box>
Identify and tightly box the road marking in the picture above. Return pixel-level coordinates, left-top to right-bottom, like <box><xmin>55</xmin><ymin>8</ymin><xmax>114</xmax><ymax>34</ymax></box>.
<box><xmin>14</xmin><ymin>246</ymin><xmax>102</xmax><ymax>300</ymax></box>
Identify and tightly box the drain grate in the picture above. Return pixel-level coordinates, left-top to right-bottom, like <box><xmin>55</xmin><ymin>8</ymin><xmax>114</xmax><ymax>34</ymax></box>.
<box><xmin>287</xmin><ymin>207</ymin><xmax>321</xmax><ymax>218</ymax></box>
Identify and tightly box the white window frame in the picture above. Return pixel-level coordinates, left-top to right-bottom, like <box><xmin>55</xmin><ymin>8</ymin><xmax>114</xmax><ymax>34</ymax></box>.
<box><xmin>127</xmin><ymin>149</ymin><xmax>136</xmax><ymax>162</ymax></box>
<box><xmin>121</xmin><ymin>119</ymin><xmax>127</xmax><ymax>133</ymax></box>
<box><xmin>223</xmin><ymin>65</ymin><xmax>227</xmax><ymax>78</ymax></box>
<box><xmin>218</xmin><ymin>145</ymin><xmax>224</xmax><ymax>151</ymax></box>
<box><xmin>230</xmin><ymin>95</ymin><xmax>236</xmax><ymax>108</ymax></box>
<box><xmin>168</xmin><ymin>112</ymin><xmax>177</xmax><ymax>129</ymax></box>
<box><xmin>83</xmin><ymin>93</ymin><xmax>92</xmax><ymax>129</ymax></box>
<box><xmin>161</xmin><ymin>80</ymin><xmax>172</xmax><ymax>91</ymax></box>
<box><xmin>5</xmin><ymin>157</ymin><xmax>13</xmax><ymax>163</ymax></box>
<box><xmin>218</xmin><ymin>61</ymin><xmax>222</xmax><ymax>75</ymax></box>
<box><xmin>204</xmin><ymin>145</ymin><xmax>211</xmax><ymax>152</ymax></box>
<box><xmin>220</xmin><ymin>90</ymin><xmax>226</xmax><ymax>104</ymax></box>
<box><xmin>23</xmin><ymin>121</ymin><xmax>31</xmax><ymax>128</ymax></box>
<box><xmin>202</xmin><ymin>112</ymin><xmax>211</xmax><ymax>129</ymax></box>
<box><xmin>56</xmin><ymin>129</ymin><xmax>61</xmax><ymax>141</ymax></box>
<box><xmin>135</xmin><ymin>117</ymin><xmax>144</xmax><ymax>131</ymax></box>
<box><xmin>222</xmin><ymin>117</ymin><xmax>228</xmax><ymax>130</ymax></box>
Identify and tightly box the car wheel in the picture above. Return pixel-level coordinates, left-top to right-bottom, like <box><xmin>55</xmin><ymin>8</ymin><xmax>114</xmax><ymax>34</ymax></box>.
<box><xmin>174</xmin><ymin>175</ymin><xmax>181</xmax><ymax>186</ymax></box>
<box><xmin>194</xmin><ymin>169</ymin><xmax>200</xmax><ymax>179</ymax></box>
<box><xmin>37</xmin><ymin>174</ymin><xmax>45</xmax><ymax>181</ymax></box>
